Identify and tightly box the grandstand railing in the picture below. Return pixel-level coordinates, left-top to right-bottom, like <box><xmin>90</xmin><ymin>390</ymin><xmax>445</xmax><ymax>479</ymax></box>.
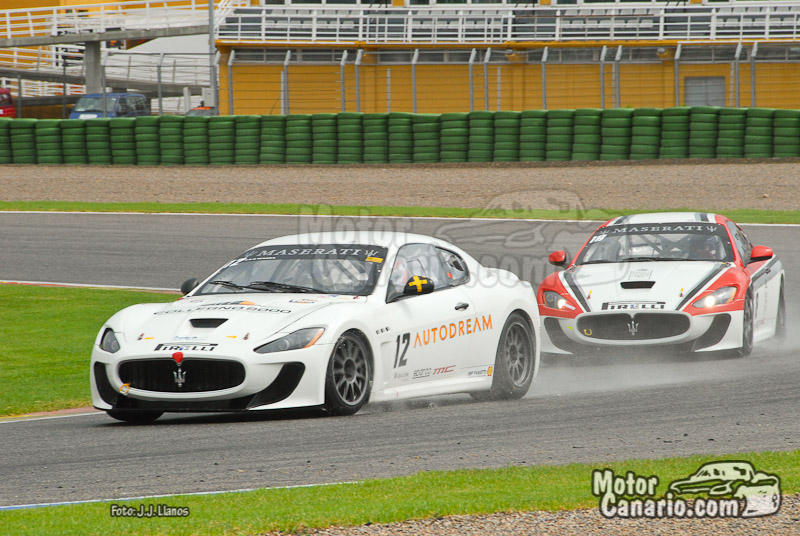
<box><xmin>218</xmin><ymin>2</ymin><xmax>800</xmax><ymax>45</ymax></box>
<box><xmin>0</xmin><ymin>0</ymin><xmax>247</xmax><ymax>41</ymax></box>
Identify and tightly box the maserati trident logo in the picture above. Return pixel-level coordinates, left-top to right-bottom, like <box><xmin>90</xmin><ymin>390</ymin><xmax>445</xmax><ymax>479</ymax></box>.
<box><xmin>172</xmin><ymin>351</ymin><xmax>187</xmax><ymax>388</ymax></box>
<box><xmin>627</xmin><ymin>320</ymin><xmax>639</xmax><ymax>336</ymax></box>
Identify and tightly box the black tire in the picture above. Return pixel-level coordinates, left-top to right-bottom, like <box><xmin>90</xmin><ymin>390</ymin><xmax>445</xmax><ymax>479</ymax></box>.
<box><xmin>323</xmin><ymin>332</ymin><xmax>372</xmax><ymax>416</ymax></box>
<box><xmin>734</xmin><ymin>292</ymin><xmax>755</xmax><ymax>357</ymax></box>
<box><xmin>477</xmin><ymin>312</ymin><xmax>536</xmax><ymax>400</ymax></box>
<box><xmin>774</xmin><ymin>281</ymin><xmax>786</xmax><ymax>344</ymax></box>
<box><xmin>106</xmin><ymin>410</ymin><xmax>162</xmax><ymax>423</ymax></box>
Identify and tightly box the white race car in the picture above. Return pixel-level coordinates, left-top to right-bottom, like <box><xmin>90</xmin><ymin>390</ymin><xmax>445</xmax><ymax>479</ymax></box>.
<box><xmin>537</xmin><ymin>212</ymin><xmax>785</xmax><ymax>357</ymax></box>
<box><xmin>92</xmin><ymin>232</ymin><xmax>540</xmax><ymax>422</ymax></box>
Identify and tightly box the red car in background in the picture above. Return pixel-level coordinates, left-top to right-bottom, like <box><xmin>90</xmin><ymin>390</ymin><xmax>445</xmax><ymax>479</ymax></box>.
<box><xmin>0</xmin><ymin>88</ymin><xmax>17</xmax><ymax>118</ymax></box>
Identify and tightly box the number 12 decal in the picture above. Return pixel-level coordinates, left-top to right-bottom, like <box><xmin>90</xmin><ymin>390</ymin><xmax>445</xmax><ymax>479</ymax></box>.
<box><xmin>394</xmin><ymin>332</ymin><xmax>410</xmax><ymax>368</ymax></box>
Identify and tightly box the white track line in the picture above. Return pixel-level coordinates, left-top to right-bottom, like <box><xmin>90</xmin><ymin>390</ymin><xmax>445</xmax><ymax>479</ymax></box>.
<box><xmin>0</xmin><ymin>481</ymin><xmax>357</xmax><ymax>511</ymax></box>
<box><xmin>0</xmin><ymin>280</ymin><xmax>178</xmax><ymax>292</ymax></box>
<box><xmin>2</xmin><ymin>210</ymin><xmax>798</xmax><ymax>226</ymax></box>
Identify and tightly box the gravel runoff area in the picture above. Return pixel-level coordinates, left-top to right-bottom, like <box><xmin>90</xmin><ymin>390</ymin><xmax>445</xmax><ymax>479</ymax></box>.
<box><xmin>6</xmin><ymin>160</ymin><xmax>798</xmax><ymax>534</ymax></box>
<box><xmin>1</xmin><ymin>159</ymin><xmax>799</xmax><ymax>211</ymax></box>
<box><xmin>262</xmin><ymin>496</ymin><xmax>800</xmax><ymax>536</ymax></box>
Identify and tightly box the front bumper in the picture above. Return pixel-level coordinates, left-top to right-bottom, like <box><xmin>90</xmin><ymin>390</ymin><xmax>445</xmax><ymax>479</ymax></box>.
<box><xmin>540</xmin><ymin>310</ymin><xmax>743</xmax><ymax>355</ymax></box>
<box><xmin>90</xmin><ymin>344</ymin><xmax>332</xmax><ymax>412</ymax></box>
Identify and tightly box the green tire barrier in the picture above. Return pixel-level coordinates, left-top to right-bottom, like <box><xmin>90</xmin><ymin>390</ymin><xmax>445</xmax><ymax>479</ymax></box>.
<box><xmin>1</xmin><ymin>107</ymin><xmax>799</xmax><ymax>166</ymax></box>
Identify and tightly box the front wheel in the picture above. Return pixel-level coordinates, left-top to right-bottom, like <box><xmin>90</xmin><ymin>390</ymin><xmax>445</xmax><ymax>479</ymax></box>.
<box><xmin>322</xmin><ymin>332</ymin><xmax>372</xmax><ymax>416</ymax></box>
<box><xmin>106</xmin><ymin>410</ymin><xmax>163</xmax><ymax>424</ymax></box>
<box><xmin>479</xmin><ymin>312</ymin><xmax>536</xmax><ymax>401</ymax></box>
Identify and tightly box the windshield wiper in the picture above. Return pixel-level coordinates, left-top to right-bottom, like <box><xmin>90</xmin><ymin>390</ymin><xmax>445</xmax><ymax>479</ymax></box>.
<box><xmin>208</xmin><ymin>280</ymin><xmax>252</xmax><ymax>291</ymax></box>
<box><xmin>618</xmin><ymin>257</ymin><xmax>660</xmax><ymax>262</ymax></box>
<box><xmin>248</xmin><ymin>281</ymin><xmax>324</xmax><ymax>293</ymax></box>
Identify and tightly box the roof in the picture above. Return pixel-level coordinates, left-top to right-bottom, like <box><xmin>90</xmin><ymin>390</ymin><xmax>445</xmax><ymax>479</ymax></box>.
<box><xmin>252</xmin><ymin>232</ymin><xmax>454</xmax><ymax>251</ymax></box>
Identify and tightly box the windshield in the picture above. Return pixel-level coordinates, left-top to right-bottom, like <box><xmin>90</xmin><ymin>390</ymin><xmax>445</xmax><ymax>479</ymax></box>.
<box><xmin>195</xmin><ymin>244</ymin><xmax>388</xmax><ymax>296</ymax></box>
<box><xmin>73</xmin><ymin>96</ymin><xmax>118</xmax><ymax>113</ymax></box>
<box><xmin>576</xmin><ymin>223</ymin><xmax>735</xmax><ymax>264</ymax></box>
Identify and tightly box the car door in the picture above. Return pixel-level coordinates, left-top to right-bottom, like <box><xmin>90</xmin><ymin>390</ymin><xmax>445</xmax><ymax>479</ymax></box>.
<box><xmin>374</xmin><ymin>243</ymin><xmax>474</xmax><ymax>390</ymax></box>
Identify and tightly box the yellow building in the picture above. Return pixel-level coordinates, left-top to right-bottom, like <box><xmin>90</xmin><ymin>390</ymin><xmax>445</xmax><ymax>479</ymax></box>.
<box><xmin>215</xmin><ymin>1</ymin><xmax>800</xmax><ymax>114</ymax></box>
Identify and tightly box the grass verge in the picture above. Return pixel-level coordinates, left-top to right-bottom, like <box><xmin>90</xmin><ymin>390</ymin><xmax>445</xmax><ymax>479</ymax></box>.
<box><xmin>2</xmin><ymin>200</ymin><xmax>800</xmax><ymax>224</ymax></box>
<box><xmin>2</xmin><ymin>450</ymin><xmax>798</xmax><ymax>535</ymax></box>
<box><xmin>0</xmin><ymin>284</ymin><xmax>177</xmax><ymax>415</ymax></box>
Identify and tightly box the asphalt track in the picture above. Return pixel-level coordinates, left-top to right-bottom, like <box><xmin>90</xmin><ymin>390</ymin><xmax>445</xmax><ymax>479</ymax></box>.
<box><xmin>1</xmin><ymin>212</ymin><xmax>799</xmax><ymax>508</ymax></box>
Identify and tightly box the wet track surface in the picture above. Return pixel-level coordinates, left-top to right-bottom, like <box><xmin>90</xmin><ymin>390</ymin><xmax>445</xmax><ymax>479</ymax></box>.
<box><xmin>0</xmin><ymin>212</ymin><xmax>798</xmax><ymax>506</ymax></box>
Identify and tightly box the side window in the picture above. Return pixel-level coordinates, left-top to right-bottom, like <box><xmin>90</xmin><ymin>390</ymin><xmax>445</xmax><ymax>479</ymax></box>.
<box><xmin>726</xmin><ymin>221</ymin><xmax>752</xmax><ymax>262</ymax></box>
<box><xmin>135</xmin><ymin>96</ymin><xmax>148</xmax><ymax>114</ymax></box>
<box><xmin>117</xmin><ymin>97</ymin><xmax>130</xmax><ymax>115</ymax></box>
<box><xmin>387</xmin><ymin>243</ymin><xmax>449</xmax><ymax>301</ymax></box>
<box><xmin>437</xmin><ymin>248</ymin><xmax>469</xmax><ymax>287</ymax></box>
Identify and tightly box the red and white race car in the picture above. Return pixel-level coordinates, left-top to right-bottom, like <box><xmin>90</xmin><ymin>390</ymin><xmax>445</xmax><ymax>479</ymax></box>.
<box><xmin>537</xmin><ymin>212</ymin><xmax>785</xmax><ymax>357</ymax></box>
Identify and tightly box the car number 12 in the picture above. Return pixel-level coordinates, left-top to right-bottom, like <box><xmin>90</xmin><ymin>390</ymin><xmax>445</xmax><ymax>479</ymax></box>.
<box><xmin>394</xmin><ymin>333</ymin><xmax>410</xmax><ymax>368</ymax></box>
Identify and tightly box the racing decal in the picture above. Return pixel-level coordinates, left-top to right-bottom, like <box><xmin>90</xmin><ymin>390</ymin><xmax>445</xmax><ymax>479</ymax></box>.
<box><xmin>467</xmin><ymin>366</ymin><xmax>493</xmax><ymax>378</ymax></box>
<box><xmin>749</xmin><ymin>257</ymin><xmax>782</xmax><ymax>292</ymax></box>
<box><xmin>697</xmin><ymin>213</ymin><xmax>710</xmax><ymax>222</ymax></box>
<box><xmin>154</xmin><ymin>343</ymin><xmax>217</xmax><ymax>352</ymax></box>
<box><xmin>154</xmin><ymin>305</ymin><xmax>291</xmax><ymax>315</ymax></box>
<box><xmin>289</xmin><ymin>299</ymin><xmax>318</xmax><ymax>304</ymax></box>
<box><xmin>411</xmin><ymin>365</ymin><xmax>455</xmax><ymax>380</ymax></box>
<box><xmin>628</xmin><ymin>268</ymin><xmax>652</xmax><ymax>280</ymax></box>
<box><xmin>675</xmin><ymin>263</ymin><xmax>727</xmax><ymax>310</ymax></box>
<box><xmin>393</xmin><ymin>333</ymin><xmax>410</xmax><ymax>368</ymax></box>
<box><xmin>434</xmin><ymin>365</ymin><xmax>455</xmax><ymax>375</ymax></box>
<box><xmin>563</xmin><ymin>271</ymin><xmax>591</xmax><ymax>313</ymax></box>
<box><xmin>238</xmin><ymin>245</ymin><xmax>388</xmax><ymax>263</ymax></box>
<box><xmin>412</xmin><ymin>315</ymin><xmax>492</xmax><ymax>348</ymax></box>
<box><xmin>606</xmin><ymin>224</ymin><xmax>721</xmax><ymax>235</ymax></box>
<box><xmin>602</xmin><ymin>302</ymin><xmax>666</xmax><ymax>311</ymax></box>
<box><xmin>394</xmin><ymin>371</ymin><xmax>409</xmax><ymax>381</ymax></box>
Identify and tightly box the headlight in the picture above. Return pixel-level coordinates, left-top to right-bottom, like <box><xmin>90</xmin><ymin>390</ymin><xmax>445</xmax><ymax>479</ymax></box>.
<box><xmin>100</xmin><ymin>328</ymin><xmax>120</xmax><ymax>353</ymax></box>
<box><xmin>692</xmin><ymin>286</ymin><xmax>737</xmax><ymax>309</ymax></box>
<box><xmin>254</xmin><ymin>328</ymin><xmax>325</xmax><ymax>354</ymax></box>
<box><xmin>543</xmin><ymin>291</ymin><xmax>571</xmax><ymax>310</ymax></box>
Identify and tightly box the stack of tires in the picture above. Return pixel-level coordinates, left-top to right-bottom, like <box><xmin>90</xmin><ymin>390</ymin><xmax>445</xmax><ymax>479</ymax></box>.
<box><xmin>60</xmin><ymin>119</ymin><xmax>88</xmax><ymax>165</ymax></box>
<box><xmin>284</xmin><ymin>114</ymin><xmax>313</xmax><ymax>164</ymax></box>
<box><xmin>362</xmin><ymin>113</ymin><xmax>389</xmax><ymax>163</ymax></box>
<box><xmin>715</xmin><ymin>108</ymin><xmax>747</xmax><ymax>159</ymax></box>
<box><xmin>689</xmin><ymin>106</ymin><xmax>719</xmax><ymax>159</ymax></box>
<box><xmin>571</xmin><ymin>109</ymin><xmax>603</xmax><ymax>161</ymax></box>
<box><xmin>744</xmin><ymin>108</ymin><xmax>774</xmax><ymax>159</ymax></box>
<box><xmin>438</xmin><ymin>112</ymin><xmax>469</xmax><ymax>163</ymax></box>
<box><xmin>9</xmin><ymin>118</ymin><xmax>37</xmax><ymax>164</ymax></box>
<box><xmin>600</xmin><ymin>108</ymin><xmax>633</xmax><ymax>161</ymax></box>
<box><xmin>35</xmin><ymin>119</ymin><xmax>63</xmax><ymax>165</ymax></box>
<box><xmin>337</xmin><ymin>112</ymin><xmax>364</xmax><ymax>164</ymax></box>
<box><xmin>259</xmin><ymin>115</ymin><xmax>286</xmax><ymax>164</ymax></box>
<box><xmin>519</xmin><ymin>110</ymin><xmax>547</xmax><ymax>161</ymax></box>
<box><xmin>109</xmin><ymin>118</ymin><xmax>137</xmax><ymax>165</ymax></box>
<box><xmin>183</xmin><ymin>115</ymin><xmax>210</xmax><ymax>165</ymax></box>
<box><xmin>629</xmin><ymin>108</ymin><xmax>661</xmax><ymax>160</ymax></box>
<box><xmin>159</xmin><ymin>116</ymin><xmax>185</xmax><ymax>165</ymax></box>
<box><xmin>467</xmin><ymin>110</ymin><xmax>494</xmax><ymax>162</ymax></box>
<box><xmin>412</xmin><ymin>114</ymin><xmax>440</xmax><ymax>164</ymax></box>
<box><xmin>0</xmin><ymin>119</ymin><xmax>11</xmax><ymax>163</ymax></box>
<box><xmin>233</xmin><ymin>115</ymin><xmax>260</xmax><ymax>165</ymax></box>
<box><xmin>310</xmin><ymin>113</ymin><xmax>337</xmax><ymax>165</ymax></box>
<box><xmin>546</xmin><ymin>109</ymin><xmax>574</xmax><ymax>161</ymax></box>
<box><xmin>773</xmin><ymin>109</ymin><xmax>800</xmax><ymax>158</ymax></box>
<box><xmin>134</xmin><ymin>116</ymin><xmax>161</xmax><ymax>166</ymax></box>
<box><xmin>387</xmin><ymin>112</ymin><xmax>414</xmax><ymax>163</ymax></box>
<box><xmin>207</xmin><ymin>116</ymin><xmax>236</xmax><ymax>165</ymax></box>
<box><xmin>493</xmin><ymin>111</ymin><xmax>521</xmax><ymax>162</ymax></box>
<box><xmin>659</xmin><ymin>107</ymin><xmax>691</xmax><ymax>159</ymax></box>
<box><xmin>85</xmin><ymin>118</ymin><xmax>112</xmax><ymax>165</ymax></box>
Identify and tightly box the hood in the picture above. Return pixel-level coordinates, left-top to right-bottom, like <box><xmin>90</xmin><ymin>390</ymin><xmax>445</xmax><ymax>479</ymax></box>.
<box><xmin>117</xmin><ymin>293</ymin><xmax>365</xmax><ymax>351</ymax></box>
<box><xmin>564</xmin><ymin>261</ymin><xmax>729</xmax><ymax>312</ymax></box>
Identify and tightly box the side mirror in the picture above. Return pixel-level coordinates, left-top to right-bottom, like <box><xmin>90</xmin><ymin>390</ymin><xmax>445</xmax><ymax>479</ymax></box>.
<box><xmin>180</xmin><ymin>278</ymin><xmax>199</xmax><ymax>295</ymax></box>
<box><xmin>748</xmin><ymin>245</ymin><xmax>774</xmax><ymax>264</ymax></box>
<box><xmin>548</xmin><ymin>250</ymin><xmax>569</xmax><ymax>269</ymax></box>
<box><xmin>402</xmin><ymin>275</ymin><xmax>435</xmax><ymax>296</ymax></box>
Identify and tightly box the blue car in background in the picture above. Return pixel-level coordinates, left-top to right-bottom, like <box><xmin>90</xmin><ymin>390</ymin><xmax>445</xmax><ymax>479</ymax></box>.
<box><xmin>69</xmin><ymin>93</ymin><xmax>150</xmax><ymax>119</ymax></box>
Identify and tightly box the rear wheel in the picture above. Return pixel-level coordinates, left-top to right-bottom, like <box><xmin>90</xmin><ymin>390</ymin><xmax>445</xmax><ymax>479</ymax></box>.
<box><xmin>475</xmin><ymin>312</ymin><xmax>536</xmax><ymax>400</ymax></box>
<box><xmin>322</xmin><ymin>332</ymin><xmax>372</xmax><ymax>416</ymax></box>
<box><xmin>106</xmin><ymin>410</ymin><xmax>163</xmax><ymax>423</ymax></box>
<box><xmin>734</xmin><ymin>292</ymin><xmax>754</xmax><ymax>357</ymax></box>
